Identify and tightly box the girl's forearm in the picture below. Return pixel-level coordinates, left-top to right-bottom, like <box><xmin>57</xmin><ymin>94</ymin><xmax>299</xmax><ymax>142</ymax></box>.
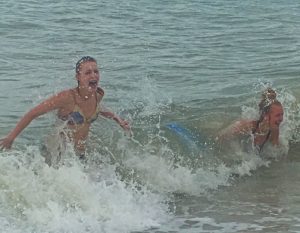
<box><xmin>100</xmin><ymin>111</ymin><xmax>120</xmax><ymax>122</ymax></box>
<box><xmin>7</xmin><ymin>111</ymin><xmax>38</xmax><ymax>140</ymax></box>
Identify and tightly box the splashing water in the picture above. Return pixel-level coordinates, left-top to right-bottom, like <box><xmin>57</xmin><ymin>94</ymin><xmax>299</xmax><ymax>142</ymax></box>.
<box><xmin>0</xmin><ymin>146</ymin><xmax>170</xmax><ymax>233</ymax></box>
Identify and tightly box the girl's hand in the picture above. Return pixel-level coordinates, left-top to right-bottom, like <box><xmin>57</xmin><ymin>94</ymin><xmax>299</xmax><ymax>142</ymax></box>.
<box><xmin>118</xmin><ymin>119</ymin><xmax>132</xmax><ymax>136</ymax></box>
<box><xmin>119</xmin><ymin>119</ymin><xmax>130</xmax><ymax>131</ymax></box>
<box><xmin>0</xmin><ymin>136</ymin><xmax>14</xmax><ymax>150</ymax></box>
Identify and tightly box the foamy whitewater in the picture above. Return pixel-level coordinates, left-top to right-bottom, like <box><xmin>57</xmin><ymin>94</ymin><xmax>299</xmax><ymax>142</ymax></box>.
<box><xmin>1</xmin><ymin>1</ymin><xmax>300</xmax><ymax>232</ymax></box>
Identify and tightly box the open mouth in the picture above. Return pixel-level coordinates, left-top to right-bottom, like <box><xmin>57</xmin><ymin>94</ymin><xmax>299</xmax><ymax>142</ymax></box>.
<box><xmin>88</xmin><ymin>80</ymin><xmax>98</xmax><ymax>88</ymax></box>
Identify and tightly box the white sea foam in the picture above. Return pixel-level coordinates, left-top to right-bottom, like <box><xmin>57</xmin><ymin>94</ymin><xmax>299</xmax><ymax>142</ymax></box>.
<box><xmin>0</xmin><ymin>146</ymin><xmax>170</xmax><ymax>233</ymax></box>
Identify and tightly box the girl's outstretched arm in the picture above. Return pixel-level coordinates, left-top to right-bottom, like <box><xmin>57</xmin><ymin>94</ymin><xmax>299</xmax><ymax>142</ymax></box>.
<box><xmin>99</xmin><ymin>105</ymin><xmax>131</xmax><ymax>132</ymax></box>
<box><xmin>0</xmin><ymin>91</ymin><xmax>70</xmax><ymax>150</ymax></box>
<box><xmin>216</xmin><ymin>120</ymin><xmax>252</xmax><ymax>143</ymax></box>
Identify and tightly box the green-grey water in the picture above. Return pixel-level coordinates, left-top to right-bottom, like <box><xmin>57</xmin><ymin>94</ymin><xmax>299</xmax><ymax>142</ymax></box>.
<box><xmin>1</xmin><ymin>1</ymin><xmax>300</xmax><ymax>232</ymax></box>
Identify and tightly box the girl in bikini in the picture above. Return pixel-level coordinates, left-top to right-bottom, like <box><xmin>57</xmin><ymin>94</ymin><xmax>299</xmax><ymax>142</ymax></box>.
<box><xmin>0</xmin><ymin>56</ymin><xmax>131</xmax><ymax>163</ymax></box>
<box><xmin>217</xmin><ymin>88</ymin><xmax>284</xmax><ymax>153</ymax></box>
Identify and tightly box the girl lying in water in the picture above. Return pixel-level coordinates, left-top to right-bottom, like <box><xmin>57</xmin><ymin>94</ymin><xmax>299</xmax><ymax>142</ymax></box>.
<box><xmin>0</xmin><ymin>56</ymin><xmax>131</xmax><ymax>164</ymax></box>
<box><xmin>217</xmin><ymin>88</ymin><xmax>284</xmax><ymax>153</ymax></box>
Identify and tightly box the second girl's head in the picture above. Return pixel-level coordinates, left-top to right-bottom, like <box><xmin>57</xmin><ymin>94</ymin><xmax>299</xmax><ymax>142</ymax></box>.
<box><xmin>259</xmin><ymin>88</ymin><xmax>284</xmax><ymax>128</ymax></box>
<box><xmin>75</xmin><ymin>56</ymin><xmax>100</xmax><ymax>92</ymax></box>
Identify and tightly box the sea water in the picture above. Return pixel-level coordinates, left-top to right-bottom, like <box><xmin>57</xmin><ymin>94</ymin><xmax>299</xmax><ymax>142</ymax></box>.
<box><xmin>1</xmin><ymin>1</ymin><xmax>300</xmax><ymax>232</ymax></box>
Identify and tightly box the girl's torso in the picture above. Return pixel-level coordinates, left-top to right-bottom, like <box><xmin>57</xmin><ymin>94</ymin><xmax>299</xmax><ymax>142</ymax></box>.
<box><xmin>250</xmin><ymin>120</ymin><xmax>272</xmax><ymax>152</ymax></box>
<box><xmin>56</xmin><ymin>87</ymin><xmax>104</xmax><ymax>152</ymax></box>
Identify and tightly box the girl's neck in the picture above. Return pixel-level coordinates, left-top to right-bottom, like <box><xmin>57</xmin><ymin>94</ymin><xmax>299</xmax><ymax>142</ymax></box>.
<box><xmin>76</xmin><ymin>87</ymin><xmax>93</xmax><ymax>101</ymax></box>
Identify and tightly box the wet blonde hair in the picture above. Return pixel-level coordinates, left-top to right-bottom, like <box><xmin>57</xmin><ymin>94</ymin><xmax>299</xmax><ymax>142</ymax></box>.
<box><xmin>258</xmin><ymin>88</ymin><xmax>282</xmax><ymax>118</ymax></box>
<box><xmin>252</xmin><ymin>88</ymin><xmax>282</xmax><ymax>136</ymax></box>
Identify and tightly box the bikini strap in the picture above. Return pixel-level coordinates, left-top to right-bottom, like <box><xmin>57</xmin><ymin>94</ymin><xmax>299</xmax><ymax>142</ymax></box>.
<box><xmin>252</xmin><ymin>120</ymin><xmax>259</xmax><ymax>134</ymax></box>
<box><xmin>258</xmin><ymin>130</ymin><xmax>271</xmax><ymax>152</ymax></box>
<box><xmin>85</xmin><ymin>87</ymin><xmax>105</xmax><ymax>123</ymax></box>
<box><xmin>95</xmin><ymin>87</ymin><xmax>104</xmax><ymax>108</ymax></box>
<box><xmin>96</xmin><ymin>87</ymin><xmax>104</xmax><ymax>98</ymax></box>
<box><xmin>252</xmin><ymin>120</ymin><xmax>271</xmax><ymax>152</ymax></box>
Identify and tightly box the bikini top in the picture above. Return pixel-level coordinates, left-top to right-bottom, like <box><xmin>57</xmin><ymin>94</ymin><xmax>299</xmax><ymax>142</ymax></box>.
<box><xmin>60</xmin><ymin>87</ymin><xmax>104</xmax><ymax>125</ymax></box>
<box><xmin>252</xmin><ymin>120</ymin><xmax>271</xmax><ymax>152</ymax></box>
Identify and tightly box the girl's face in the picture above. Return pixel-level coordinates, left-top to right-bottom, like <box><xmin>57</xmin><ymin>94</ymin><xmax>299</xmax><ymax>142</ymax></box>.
<box><xmin>268</xmin><ymin>104</ymin><xmax>284</xmax><ymax>128</ymax></box>
<box><xmin>76</xmin><ymin>61</ymin><xmax>100</xmax><ymax>92</ymax></box>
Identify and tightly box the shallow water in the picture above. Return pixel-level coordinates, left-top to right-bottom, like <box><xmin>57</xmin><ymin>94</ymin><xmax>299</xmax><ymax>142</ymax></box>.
<box><xmin>1</xmin><ymin>1</ymin><xmax>300</xmax><ymax>232</ymax></box>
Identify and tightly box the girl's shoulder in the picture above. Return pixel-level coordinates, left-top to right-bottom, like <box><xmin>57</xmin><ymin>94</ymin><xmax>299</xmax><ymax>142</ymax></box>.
<box><xmin>235</xmin><ymin>119</ymin><xmax>254</xmax><ymax>127</ymax></box>
<box><xmin>224</xmin><ymin>119</ymin><xmax>255</xmax><ymax>136</ymax></box>
<box><xmin>57</xmin><ymin>88</ymin><xmax>76</xmax><ymax>97</ymax></box>
<box><xmin>235</xmin><ymin>119</ymin><xmax>256</xmax><ymax>130</ymax></box>
<box><xmin>96</xmin><ymin>87</ymin><xmax>105</xmax><ymax>103</ymax></box>
<box><xmin>50</xmin><ymin>89</ymin><xmax>75</xmax><ymax>106</ymax></box>
<box><xmin>96</xmin><ymin>87</ymin><xmax>105</xmax><ymax>96</ymax></box>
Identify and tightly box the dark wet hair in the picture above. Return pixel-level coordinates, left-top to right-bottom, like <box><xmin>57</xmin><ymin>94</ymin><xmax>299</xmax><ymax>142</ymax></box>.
<box><xmin>257</xmin><ymin>88</ymin><xmax>282</xmax><ymax>123</ymax></box>
<box><xmin>75</xmin><ymin>56</ymin><xmax>97</xmax><ymax>74</ymax></box>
